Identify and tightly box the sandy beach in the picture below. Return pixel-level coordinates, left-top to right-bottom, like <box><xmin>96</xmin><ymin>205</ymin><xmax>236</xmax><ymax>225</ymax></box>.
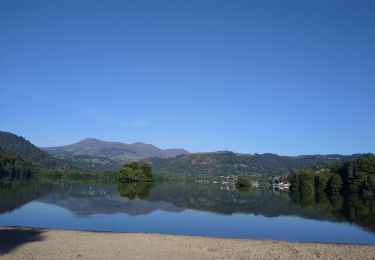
<box><xmin>0</xmin><ymin>227</ymin><xmax>374</xmax><ymax>259</ymax></box>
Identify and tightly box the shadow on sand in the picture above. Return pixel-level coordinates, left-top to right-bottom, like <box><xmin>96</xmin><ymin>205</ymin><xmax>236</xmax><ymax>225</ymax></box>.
<box><xmin>0</xmin><ymin>228</ymin><xmax>44</xmax><ymax>255</ymax></box>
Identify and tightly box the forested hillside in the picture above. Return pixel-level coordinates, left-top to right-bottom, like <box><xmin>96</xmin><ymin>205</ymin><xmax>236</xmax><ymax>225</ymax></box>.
<box><xmin>51</xmin><ymin>153</ymin><xmax>122</xmax><ymax>170</ymax></box>
<box><xmin>0</xmin><ymin>148</ymin><xmax>37</xmax><ymax>184</ymax></box>
<box><xmin>144</xmin><ymin>151</ymin><xmax>353</xmax><ymax>178</ymax></box>
<box><xmin>0</xmin><ymin>131</ymin><xmax>64</xmax><ymax>168</ymax></box>
<box><xmin>0</xmin><ymin>131</ymin><xmax>363</xmax><ymax>181</ymax></box>
<box><xmin>290</xmin><ymin>153</ymin><xmax>375</xmax><ymax>196</ymax></box>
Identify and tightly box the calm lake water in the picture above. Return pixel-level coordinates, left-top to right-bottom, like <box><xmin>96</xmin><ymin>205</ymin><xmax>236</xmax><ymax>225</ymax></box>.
<box><xmin>1</xmin><ymin>181</ymin><xmax>375</xmax><ymax>244</ymax></box>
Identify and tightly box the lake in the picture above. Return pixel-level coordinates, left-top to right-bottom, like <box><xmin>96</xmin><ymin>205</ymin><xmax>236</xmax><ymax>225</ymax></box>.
<box><xmin>1</xmin><ymin>181</ymin><xmax>375</xmax><ymax>244</ymax></box>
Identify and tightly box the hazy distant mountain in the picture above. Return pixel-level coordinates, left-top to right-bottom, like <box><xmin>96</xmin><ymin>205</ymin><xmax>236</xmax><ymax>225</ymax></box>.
<box><xmin>42</xmin><ymin>138</ymin><xmax>189</xmax><ymax>160</ymax></box>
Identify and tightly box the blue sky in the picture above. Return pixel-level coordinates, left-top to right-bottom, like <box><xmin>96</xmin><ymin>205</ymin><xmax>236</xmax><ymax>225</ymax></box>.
<box><xmin>1</xmin><ymin>0</ymin><xmax>374</xmax><ymax>155</ymax></box>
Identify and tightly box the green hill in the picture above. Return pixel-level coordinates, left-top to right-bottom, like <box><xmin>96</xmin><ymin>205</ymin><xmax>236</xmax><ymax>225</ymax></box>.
<box><xmin>0</xmin><ymin>131</ymin><xmax>65</xmax><ymax>169</ymax></box>
<box><xmin>52</xmin><ymin>153</ymin><xmax>122</xmax><ymax>170</ymax></box>
<box><xmin>144</xmin><ymin>151</ymin><xmax>354</xmax><ymax>179</ymax></box>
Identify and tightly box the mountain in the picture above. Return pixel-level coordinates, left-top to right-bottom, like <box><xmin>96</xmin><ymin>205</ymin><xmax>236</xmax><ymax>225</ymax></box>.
<box><xmin>0</xmin><ymin>131</ymin><xmax>356</xmax><ymax>178</ymax></box>
<box><xmin>0</xmin><ymin>131</ymin><xmax>63</xmax><ymax>168</ymax></box>
<box><xmin>143</xmin><ymin>151</ymin><xmax>354</xmax><ymax>179</ymax></box>
<box><xmin>42</xmin><ymin>138</ymin><xmax>189</xmax><ymax>161</ymax></box>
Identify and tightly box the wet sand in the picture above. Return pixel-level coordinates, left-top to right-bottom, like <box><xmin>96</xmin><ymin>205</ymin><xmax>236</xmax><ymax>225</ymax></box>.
<box><xmin>0</xmin><ymin>227</ymin><xmax>374</xmax><ymax>259</ymax></box>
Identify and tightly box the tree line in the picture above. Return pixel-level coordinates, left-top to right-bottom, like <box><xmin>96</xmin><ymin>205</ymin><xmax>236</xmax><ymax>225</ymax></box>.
<box><xmin>290</xmin><ymin>154</ymin><xmax>375</xmax><ymax>197</ymax></box>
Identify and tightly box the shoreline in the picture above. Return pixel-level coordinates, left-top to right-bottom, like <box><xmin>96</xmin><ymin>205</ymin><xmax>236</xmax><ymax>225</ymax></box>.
<box><xmin>2</xmin><ymin>225</ymin><xmax>375</xmax><ymax>246</ymax></box>
<box><xmin>1</xmin><ymin>226</ymin><xmax>375</xmax><ymax>259</ymax></box>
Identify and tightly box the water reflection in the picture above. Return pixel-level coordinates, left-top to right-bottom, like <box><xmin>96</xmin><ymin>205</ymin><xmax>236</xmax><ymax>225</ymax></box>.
<box><xmin>290</xmin><ymin>190</ymin><xmax>375</xmax><ymax>231</ymax></box>
<box><xmin>0</xmin><ymin>182</ymin><xmax>58</xmax><ymax>214</ymax></box>
<box><xmin>0</xmin><ymin>181</ymin><xmax>375</xmax><ymax>233</ymax></box>
<box><xmin>39</xmin><ymin>183</ymin><xmax>182</xmax><ymax>216</ymax></box>
<box><xmin>118</xmin><ymin>182</ymin><xmax>155</xmax><ymax>200</ymax></box>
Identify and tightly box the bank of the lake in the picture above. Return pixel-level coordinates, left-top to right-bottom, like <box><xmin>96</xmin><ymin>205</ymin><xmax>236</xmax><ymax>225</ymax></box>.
<box><xmin>1</xmin><ymin>227</ymin><xmax>374</xmax><ymax>260</ymax></box>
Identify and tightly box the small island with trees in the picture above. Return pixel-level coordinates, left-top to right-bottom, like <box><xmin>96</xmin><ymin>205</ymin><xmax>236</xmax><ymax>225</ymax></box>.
<box><xmin>118</xmin><ymin>162</ymin><xmax>155</xmax><ymax>184</ymax></box>
<box><xmin>117</xmin><ymin>162</ymin><xmax>156</xmax><ymax>200</ymax></box>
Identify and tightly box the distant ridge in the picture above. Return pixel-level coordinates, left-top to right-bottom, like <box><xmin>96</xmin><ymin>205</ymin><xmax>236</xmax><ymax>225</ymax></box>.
<box><xmin>42</xmin><ymin>138</ymin><xmax>189</xmax><ymax>160</ymax></box>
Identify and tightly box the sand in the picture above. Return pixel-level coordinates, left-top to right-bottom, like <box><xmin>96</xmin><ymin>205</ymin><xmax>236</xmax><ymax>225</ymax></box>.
<box><xmin>0</xmin><ymin>227</ymin><xmax>374</xmax><ymax>259</ymax></box>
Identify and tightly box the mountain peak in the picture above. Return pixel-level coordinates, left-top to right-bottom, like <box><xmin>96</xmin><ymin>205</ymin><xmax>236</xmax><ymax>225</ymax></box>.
<box><xmin>77</xmin><ymin>138</ymin><xmax>103</xmax><ymax>144</ymax></box>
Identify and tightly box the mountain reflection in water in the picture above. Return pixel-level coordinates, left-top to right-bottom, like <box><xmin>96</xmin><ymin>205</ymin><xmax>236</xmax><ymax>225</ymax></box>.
<box><xmin>0</xmin><ymin>181</ymin><xmax>375</xmax><ymax>242</ymax></box>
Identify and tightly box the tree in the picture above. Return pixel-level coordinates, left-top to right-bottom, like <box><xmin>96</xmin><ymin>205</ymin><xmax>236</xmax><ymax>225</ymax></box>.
<box><xmin>290</xmin><ymin>172</ymin><xmax>300</xmax><ymax>191</ymax></box>
<box><xmin>118</xmin><ymin>162</ymin><xmax>155</xmax><ymax>183</ymax></box>
<box><xmin>291</xmin><ymin>154</ymin><xmax>375</xmax><ymax>196</ymax></box>
<box><xmin>299</xmin><ymin>170</ymin><xmax>315</xmax><ymax>194</ymax></box>
<box><xmin>140</xmin><ymin>163</ymin><xmax>153</xmax><ymax>178</ymax></box>
<box><xmin>364</xmin><ymin>174</ymin><xmax>375</xmax><ymax>197</ymax></box>
<box><xmin>328</xmin><ymin>173</ymin><xmax>343</xmax><ymax>194</ymax></box>
<box><xmin>0</xmin><ymin>149</ymin><xmax>36</xmax><ymax>184</ymax></box>
<box><xmin>315</xmin><ymin>171</ymin><xmax>331</xmax><ymax>194</ymax></box>
<box><xmin>127</xmin><ymin>162</ymin><xmax>140</xmax><ymax>171</ymax></box>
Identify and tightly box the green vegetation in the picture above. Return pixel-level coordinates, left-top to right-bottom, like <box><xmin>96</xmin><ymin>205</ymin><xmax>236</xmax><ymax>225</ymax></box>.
<box><xmin>314</xmin><ymin>172</ymin><xmax>330</xmax><ymax>193</ymax></box>
<box><xmin>118</xmin><ymin>162</ymin><xmax>155</xmax><ymax>183</ymax></box>
<box><xmin>0</xmin><ymin>129</ymin><xmax>372</xmax><ymax>201</ymax></box>
<box><xmin>0</xmin><ymin>131</ymin><xmax>119</xmax><ymax>184</ymax></box>
<box><xmin>235</xmin><ymin>177</ymin><xmax>251</xmax><ymax>192</ymax></box>
<box><xmin>38</xmin><ymin>169</ymin><xmax>117</xmax><ymax>183</ymax></box>
<box><xmin>0</xmin><ymin>148</ymin><xmax>116</xmax><ymax>185</ymax></box>
<box><xmin>338</xmin><ymin>154</ymin><xmax>375</xmax><ymax>196</ymax></box>
<box><xmin>50</xmin><ymin>153</ymin><xmax>122</xmax><ymax>170</ymax></box>
<box><xmin>0</xmin><ymin>148</ymin><xmax>37</xmax><ymax>186</ymax></box>
<box><xmin>0</xmin><ymin>131</ymin><xmax>67</xmax><ymax>169</ymax></box>
<box><xmin>290</xmin><ymin>154</ymin><xmax>375</xmax><ymax>196</ymax></box>
<box><xmin>289</xmin><ymin>154</ymin><xmax>375</xmax><ymax>231</ymax></box>
<box><xmin>144</xmin><ymin>152</ymin><xmax>355</xmax><ymax>179</ymax></box>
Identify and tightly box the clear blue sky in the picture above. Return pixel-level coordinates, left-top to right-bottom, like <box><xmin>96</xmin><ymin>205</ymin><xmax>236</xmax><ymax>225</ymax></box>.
<box><xmin>1</xmin><ymin>0</ymin><xmax>374</xmax><ymax>155</ymax></box>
